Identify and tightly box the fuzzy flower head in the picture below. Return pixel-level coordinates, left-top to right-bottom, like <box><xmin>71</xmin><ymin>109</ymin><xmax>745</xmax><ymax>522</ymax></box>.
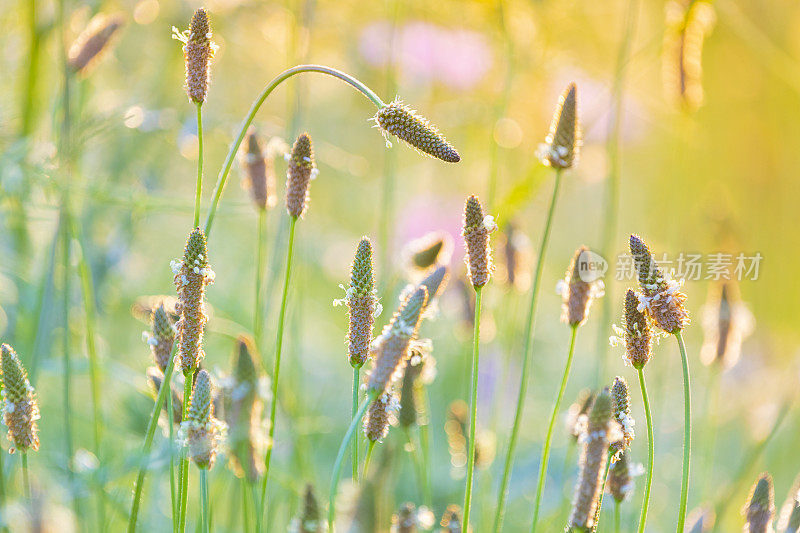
<box><xmin>145</xmin><ymin>303</ymin><xmax>175</xmax><ymax>372</ymax></box>
<box><xmin>462</xmin><ymin>195</ymin><xmax>495</xmax><ymax>288</ymax></box>
<box><xmin>744</xmin><ymin>473</ymin><xmax>775</xmax><ymax>533</ymax></box>
<box><xmin>568</xmin><ymin>388</ymin><xmax>612</xmax><ymax>531</ymax></box>
<box><xmin>173</xmin><ymin>228</ymin><xmax>215</xmax><ymax>375</ymax></box>
<box><xmin>172</xmin><ymin>8</ymin><xmax>216</xmax><ymax>104</ymax></box>
<box><xmin>609</xmin><ymin>376</ymin><xmax>635</xmax><ymax>461</ymax></box>
<box><xmin>240</xmin><ymin>127</ymin><xmax>282</xmax><ymax>211</ymax></box>
<box><xmin>1</xmin><ymin>344</ymin><xmax>40</xmax><ymax>453</ymax></box>
<box><xmin>367</xmin><ymin>286</ymin><xmax>428</xmax><ymax>393</ymax></box>
<box><xmin>398</xmin><ymin>344</ymin><xmax>436</xmax><ymax>428</ymax></box>
<box><xmin>610</xmin><ymin>289</ymin><xmax>655</xmax><ymax>369</ymax></box>
<box><xmin>288</xmin><ymin>484</ymin><xmax>326</xmax><ymax>533</ymax></box>
<box><xmin>566</xmin><ymin>389</ymin><xmax>596</xmax><ymax>442</ymax></box>
<box><xmin>537</xmin><ymin>83</ymin><xmax>580</xmax><ymax>169</ymax></box>
<box><xmin>608</xmin><ymin>452</ymin><xmax>645</xmax><ymax>504</ymax></box>
<box><xmin>557</xmin><ymin>245</ymin><xmax>604</xmax><ymax>326</ymax></box>
<box><xmin>374</xmin><ymin>100</ymin><xmax>460</xmax><ymax>163</ymax></box>
<box><xmin>224</xmin><ymin>337</ymin><xmax>263</xmax><ymax>482</ymax></box>
<box><xmin>68</xmin><ymin>13</ymin><xmax>124</xmax><ymax>74</ymax></box>
<box><xmin>285</xmin><ymin>133</ymin><xmax>317</xmax><ymax>219</ymax></box>
<box><xmin>402</xmin><ymin>231</ymin><xmax>454</xmax><ymax>273</ymax></box>
<box><xmin>179</xmin><ymin>369</ymin><xmax>226</xmax><ymax>469</ymax></box>
<box><xmin>337</xmin><ymin>237</ymin><xmax>379</xmax><ymax>368</ymax></box>
<box><xmin>700</xmin><ymin>282</ymin><xmax>754</xmax><ymax>369</ymax></box>
<box><xmin>629</xmin><ymin>234</ymin><xmax>690</xmax><ymax>333</ymax></box>
<box><xmin>363</xmin><ymin>390</ymin><xmax>399</xmax><ymax>442</ymax></box>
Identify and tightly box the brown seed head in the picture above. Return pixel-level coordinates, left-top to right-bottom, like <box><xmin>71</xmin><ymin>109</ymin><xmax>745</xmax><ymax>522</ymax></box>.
<box><xmin>180</xmin><ymin>8</ymin><xmax>214</xmax><ymax>104</ymax></box>
<box><xmin>174</xmin><ymin>228</ymin><xmax>214</xmax><ymax>375</ymax></box>
<box><xmin>744</xmin><ymin>473</ymin><xmax>775</xmax><ymax>533</ymax></box>
<box><xmin>419</xmin><ymin>264</ymin><xmax>450</xmax><ymax>307</ymax></box>
<box><xmin>182</xmin><ymin>369</ymin><xmax>225</xmax><ymax>469</ymax></box>
<box><xmin>612</xmin><ymin>289</ymin><xmax>654</xmax><ymax>369</ymax></box>
<box><xmin>1</xmin><ymin>344</ymin><xmax>40</xmax><ymax>453</ymax></box>
<box><xmin>241</xmin><ymin>127</ymin><xmax>277</xmax><ymax>211</ymax></box>
<box><xmin>566</xmin><ymin>389</ymin><xmax>596</xmax><ymax>441</ymax></box>
<box><xmin>568</xmin><ymin>388</ymin><xmax>612</xmax><ymax>531</ymax></box>
<box><xmin>368</xmin><ymin>287</ymin><xmax>428</xmax><ymax>393</ymax></box>
<box><xmin>609</xmin><ymin>376</ymin><xmax>634</xmax><ymax>459</ymax></box>
<box><xmin>404</xmin><ymin>231</ymin><xmax>454</xmax><ymax>272</ymax></box>
<box><xmin>290</xmin><ymin>484</ymin><xmax>324</xmax><ymax>533</ymax></box>
<box><xmin>225</xmin><ymin>337</ymin><xmax>263</xmax><ymax>481</ymax></box>
<box><xmin>363</xmin><ymin>390</ymin><xmax>396</xmax><ymax>442</ymax></box>
<box><xmin>561</xmin><ymin>246</ymin><xmax>601</xmax><ymax>326</ymax></box>
<box><xmin>68</xmin><ymin>13</ymin><xmax>124</xmax><ymax>74</ymax></box>
<box><xmin>399</xmin><ymin>358</ymin><xmax>423</xmax><ymax>428</ymax></box>
<box><xmin>149</xmin><ymin>304</ymin><xmax>175</xmax><ymax>372</ymax></box>
<box><xmin>376</xmin><ymin>101</ymin><xmax>460</xmax><ymax>163</ymax></box>
<box><xmin>286</xmin><ymin>133</ymin><xmax>315</xmax><ymax>218</ymax></box>
<box><xmin>608</xmin><ymin>451</ymin><xmax>632</xmax><ymax>503</ymax></box>
<box><xmin>463</xmin><ymin>195</ymin><xmax>494</xmax><ymax>287</ymax></box>
<box><xmin>539</xmin><ymin>83</ymin><xmax>579</xmax><ymax>169</ymax></box>
<box><xmin>344</xmin><ymin>238</ymin><xmax>377</xmax><ymax>368</ymax></box>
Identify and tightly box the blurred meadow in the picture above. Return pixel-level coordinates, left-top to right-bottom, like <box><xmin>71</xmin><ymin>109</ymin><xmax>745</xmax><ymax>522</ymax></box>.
<box><xmin>1</xmin><ymin>0</ymin><xmax>800</xmax><ymax>531</ymax></box>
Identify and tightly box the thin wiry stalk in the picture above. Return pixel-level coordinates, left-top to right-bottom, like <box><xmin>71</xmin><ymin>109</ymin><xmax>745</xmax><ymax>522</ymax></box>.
<box><xmin>241</xmin><ymin>478</ymin><xmax>251</xmax><ymax>533</ymax></box>
<box><xmin>463</xmin><ymin>286</ymin><xmax>483</xmax><ymax>529</ymax></box>
<box><xmin>21</xmin><ymin>452</ymin><xmax>30</xmax><ymax>500</ymax></box>
<box><xmin>675</xmin><ymin>332</ymin><xmax>692</xmax><ymax>533</ymax></box>
<box><xmin>404</xmin><ymin>427</ymin><xmax>427</xmax><ymax>504</ymax></box>
<box><xmin>419</xmin><ymin>388</ymin><xmax>432</xmax><ymax>505</ymax></box>
<box><xmin>260</xmin><ymin>217</ymin><xmax>297</xmax><ymax>511</ymax></box>
<box><xmin>203</xmin><ymin>65</ymin><xmax>385</xmax><ymax>237</ymax></box>
<box><xmin>254</xmin><ymin>209</ymin><xmax>267</xmax><ymax>348</ymax></box>
<box><xmin>530</xmin><ymin>324</ymin><xmax>579</xmax><ymax>531</ymax></box>
<box><xmin>352</xmin><ymin>367</ymin><xmax>360</xmax><ymax>481</ymax></box>
<box><xmin>194</xmin><ymin>102</ymin><xmax>204</xmax><ymax>228</ymax></box>
<box><xmin>493</xmin><ymin>170</ymin><xmax>563</xmax><ymax>532</ymax></box>
<box><xmin>614</xmin><ymin>501</ymin><xmax>621</xmax><ymax>533</ymax></box>
<box><xmin>127</xmin><ymin>341</ymin><xmax>179</xmax><ymax>533</ymax></box>
<box><xmin>60</xmin><ymin>212</ymin><xmax>79</xmax><ymax>518</ymax></box>
<box><xmin>700</xmin><ymin>367</ymin><xmax>720</xmax><ymax>499</ymax></box>
<box><xmin>329</xmin><ymin>391</ymin><xmax>378</xmax><ymax>530</ymax></box>
<box><xmin>591</xmin><ymin>452</ymin><xmax>615</xmax><ymax>532</ymax></box>
<box><xmin>595</xmin><ymin>0</ymin><xmax>640</xmax><ymax>386</ymax></box>
<box><xmin>363</xmin><ymin>440</ymin><xmax>376</xmax><ymax>479</ymax></box>
<box><xmin>636</xmin><ymin>367</ymin><xmax>654</xmax><ymax>533</ymax></box>
<box><xmin>200</xmin><ymin>469</ymin><xmax>209</xmax><ymax>533</ymax></box>
<box><xmin>178</xmin><ymin>375</ymin><xmax>193</xmax><ymax>532</ymax></box>
<box><xmin>20</xmin><ymin>0</ymin><xmax>40</xmax><ymax>137</ymax></box>
<box><xmin>167</xmin><ymin>391</ymin><xmax>178</xmax><ymax>531</ymax></box>
<box><xmin>28</xmin><ymin>217</ymin><xmax>60</xmax><ymax>382</ymax></box>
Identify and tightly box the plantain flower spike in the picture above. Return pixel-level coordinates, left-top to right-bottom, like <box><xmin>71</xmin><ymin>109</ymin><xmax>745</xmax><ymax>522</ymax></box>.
<box><xmin>608</xmin><ymin>452</ymin><xmax>632</xmax><ymax>503</ymax></box>
<box><xmin>285</xmin><ymin>133</ymin><xmax>317</xmax><ymax>219</ymax></box>
<box><xmin>363</xmin><ymin>390</ymin><xmax>398</xmax><ymax>443</ymax></box>
<box><xmin>225</xmin><ymin>337</ymin><xmax>263</xmax><ymax>482</ymax></box>
<box><xmin>567</xmin><ymin>388</ymin><xmax>612</xmax><ymax>532</ymax></box>
<box><xmin>398</xmin><ymin>344</ymin><xmax>437</xmax><ymax>429</ymax></box>
<box><xmin>240</xmin><ymin>127</ymin><xmax>280</xmax><ymax>211</ymax></box>
<box><xmin>629</xmin><ymin>234</ymin><xmax>690</xmax><ymax>333</ymax></box>
<box><xmin>375</xmin><ymin>100</ymin><xmax>460</xmax><ymax>163</ymax></box>
<box><xmin>700</xmin><ymin>281</ymin><xmax>754</xmax><ymax>369</ymax></box>
<box><xmin>403</xmin><ymin>231</ymin><xmax>454</xmax><ymax>273</ymax></box>
<box><xmin>144</xmin><ymin>303</ymin><xmax>175</xmax><ymax>372</ymax></box>
<box><xmin>557</xmin><ymin>245</ymin><xmax>604</xmax><ymax>326</ymax></box>
<box><xmin>609</xmin><ymin>376</ymin><xmax>635</xmax><ymax>461</ymax></box>
<box><xmin>335</xmin><ymin>237</ymin><xmax>379</xmax><ymax>369</ymax></box>
<box><xmin>288</xmin><ymin>484</ymin><xmax>325</xmax><ymax>533</ymax></box>
<box><xmin>537</xmin><ymin>83</ymin><xmax>580</xmax><ymax>169</ymax></box>
<box><xmin>173</xmin><ymin>8</ymin><xmax>216</xmax><ymax>104</ymax></box>
<box><xmin>462</xmin><ymin>195</ymin><xmax>496</xmax><ymax>288</ymax></box>
<box><xmin>744</xmin><ymin>473</ymin><xmax>775</xmax><ymax>533</ymax></box>
<box><xmin>68</xmin><ymin>13</ymin><xmax>124</xmax><ymax>74</ymax></box>
<box><xmin>367</xmin><ymin>286</ymin><xmax>428</xmax><ymax>394</ymax></box>
<box><xmin>0</xmin><ymin>344</ymin><xmax>40</xmax><ymax>453</ymax></box>
<box><xmin>610</xmin><ymin>289</ymin><xmax>654</xmax><ymax>369</ymax></box>
<box><xmin>566</xmin><ymin>389</ymin><xmax>596</xmax><ymax>442</ymax></box>
<box><xmin>172</xmin><ymin>228</ymin><xmax>215</xmax><ymax>375</ymax></box>
<box><xmin>179</xmin><ymin>369</ymin><xmax>226</xmax><ymax>469</ymax></box>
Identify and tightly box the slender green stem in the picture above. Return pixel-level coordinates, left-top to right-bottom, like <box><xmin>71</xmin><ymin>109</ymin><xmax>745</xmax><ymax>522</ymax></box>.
<box><xmin>419</xmin><ymin>389</ymin><xmax>432</xmax><ymax>506</ymax></box>
<box><xmin>675</xmin><ymin>332</ymin><xmax>691</xmax><ymax>533</ymax></box>
<box><xmin>203</xmin><ymin>66</ymin><xmax>385</xmax><ymax>237</ymax></box>
<box><xmin>250</xmin><ymin>481</ymin><xmax>261</xmax><ymax>533</ymax></box>
<box><xmin>493</xmin><ymin>169</ymin><xmax>563</xmax><ymax>533</ymax></box>
<box><xmin>0</xmin><ymin>447</ymin><xmax>5</xmax><ymax>515</ymax></box>
<box><xmin>21</xmin><ymin>452</ymin><xmax>30</xmax><ymax>500</ymax></box>
<box><xmin>127</xmin><ymin>342</ymin><xmax>179</xmax><ymax>533</ymax></box>
<box><xmin>194</xmin><ymin>103</ymin><xmax>204</xmax><ymax>228</ymax></box>
<box><xmin>20</xmin><ymin>0</ymin><xmax>40</xmax><ymax>137</ymax></box>
<box><xmin>614</xmin><ymin>501</ymin><xmax>621</xmax><ymax>533</ymax></box>
<box><xmin>362</xmin><ymin>441</ymin><xmax>376</xmax><ymax>480</ymax></box>
<box><xmin>200</xmin><ymin>469</ymin><xmax>209</xmax><ymax>533</ymax></box>
<box><xmin>329</xmin><ymin>391</ymin><xmax>377</xmax><ymax>530</ymax></box>
<box><xmin>404</xmin><ymin>427</ymin><xmax>426</xmax><ymax>503</ymax></box>
<box><xmin>260</xmin><ymin>216</ymin><xmax>298</xmax><ymax>511</ymax></box>
<box><xmin>254</xmin><ymin>209</ymin><xmax>267</xmax><ymax>348</ymax></box>
<box><xmin>167</xmin><ymin>392</ymin><xmax>178</xmax><ymax>531</ymax></box>
<box><xmin>463</xmin><ymin>285</ymin><xmax>483</xmax><ymax>529</ymax></box>
<box><xmin>178</xmin><ymin>374</ymin><xmax>194</xmax><ymax>533</ymax></box>
<box><xmin>530</xmin><ymin>324</ymin><xmax>579</xmax><ymax>532</ymax></box>
<box><xmin>352</xmin><ymin>366</ymin><xmax>360</xmax><ymax>482</ymax></box>
<box><xmin>241</xmin><ymin>478</ymin><xmax>251</xmax><ymax>533</ymax></box>
<box><xmin>60</xmin><ymin>210</ymin><xmax>79</xmax><ymax>516</ymax></box>
<box><xmin>28</xmin><ymin>217</ymin><xmax>60</xmax><ymax>382</ymax></box>
<box><xmin>591</xmin><ymin>452</ymin><xmax>614</xmax><ymax>533</ymax></box>
<box><xmin>636</xmin><ymin>367</ymin><xmax>654</xmax><ymax>533</ymax></box>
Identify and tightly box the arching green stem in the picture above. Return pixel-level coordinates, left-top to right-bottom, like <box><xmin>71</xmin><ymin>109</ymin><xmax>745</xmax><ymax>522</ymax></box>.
<box><xmin>204</xmin><ymin>66</ymin><xmax>385</xmax><ymax>237</ymax></box>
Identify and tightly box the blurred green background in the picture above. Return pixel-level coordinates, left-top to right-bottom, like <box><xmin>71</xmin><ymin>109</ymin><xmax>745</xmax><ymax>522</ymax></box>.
<box><xmin>1</xmin><ymin>0</ymin><xmax>799</xmax><ymax>531</ymax></box>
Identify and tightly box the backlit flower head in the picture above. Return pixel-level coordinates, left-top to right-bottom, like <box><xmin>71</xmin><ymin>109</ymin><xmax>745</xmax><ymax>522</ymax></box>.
<box><xmin>1</xmin><ymin>344</ymin><xmax>40</xmax><ymax>453</ymax></box>
<box><xmin>537</xmin><ymin>83</ymin><xmax>580</xmax><ymax>169</ymax></box>
<box><xmin>173</xmin><ymin>8</ymin><xmax>216</xmax><ymax>104</ymax></box>
<box><xmin>744</xmin><ymin>473</ymin><xmax>775</xmax><ymax>533</ymax></box>
<box><xmin>462</xmin><ymin>195</ymin><xmax>495</xmax><ymax>288</ymax></box>
<box><xmin>224</xmin><ymin>337</ymin><xmax>263</xmax><ymax>482</ymax></box>
<box><xmin>179</xmin><ymin>369</ymin><xmax>226</xmax><ymax>469</ymax></box>
<box><xmin>375</xmin><ymin>100</ymin><xmax>460</xmax><ymax>163</ymax></box>
<box><xmin>288</xmin><ymin>484</ymin><xmax>325</xmax><ymax>533</ymax></box>
<box><xmin>337</xmin><ymin>237</ymin><xmax>378</xmax><ymax>368</ymax></box>
<box><xmin>700</xmin><ymin>281</ymin><xmax>754</xmax><ymax>369</ymax></box>
<box><xmin>557</xmin><ymin>245</ymin><xmax>604</xmax><ymax>326</ymax></box>
<box><xmin>609</xmin><ymin>376</ymin><xmax>635</xmax><ymax>461</ymax></box>
<box><xmin>363</xmin><ymin>390</ymin><xmax>399</xmax><ymax>442</ymax></box>
<box><xmin>610</xmin><ymin>289</ymin><xmax>655</xmax><ymax>369</ymax></box>
<box><xmin>68</xmin><ymin>13</ymin><xmax>124</xmax><ymax>74</ymax></box>
<box><xmin>402</xmin><ymin>231</ymin><xmax>454</xmax><ymax>273</ymax></box>
<box><xmin>566</xmin><ymin>389</ymin><xmax>596</xmax><ymax>442</ymax></box>
<box><xmin>285</xmin><ymin>133</ymin><xmax>316</xmax><ymax>219</ymax></box>
<box><xmin>145</xmin><ymin>303</ymin><xmax>175</xmax><ymax>372</ymax></box>
<box><xmin>240</xmin><ymin>127</ymin><xmax>282</xmax><ymax>211</ymax></box>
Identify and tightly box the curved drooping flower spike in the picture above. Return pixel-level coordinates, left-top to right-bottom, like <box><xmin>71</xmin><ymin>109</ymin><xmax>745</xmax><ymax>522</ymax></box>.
<box><xmin>375</xmin><ymin>100</ymin><xmax>460</xmax><ymax>163</ymax></box>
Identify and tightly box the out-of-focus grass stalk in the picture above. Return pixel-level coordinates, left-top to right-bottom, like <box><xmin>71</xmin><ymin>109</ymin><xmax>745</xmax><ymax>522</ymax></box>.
<box><xmin>20</xmin><ymin>0</ymin><xmax>40</xmax><ymax>137</ymax></box>
<box><xmin>462</xmin><ymin>286</ymin><xmax>484</xmax><ymax>529</ymax></box>
<box><xmin>403</xmin><ymin>427</ymin><xmax>426</xmax><ymax>504</ymax></box>
<box><xmin>167</xmin><ymin>392</ymin><xmax>177</xmax><ymax>531</ymax></box>
<box><xmin>493</xmin><ymin>169</ymin><xmax>563</xmax><ymax>532</ymax></box>
<box><xmin>486</xmin><ymin>0</ymin><xmax>514</xmax><ymax>210</ymax></box>
<box><xmin>21</xmin><ymin>452</ymin><xmax>30</xmax><ymax>500</ymax></box>
<box><xmin>351</xmin><ymin>367</ymin><xmax>360</xmax><ymax>481</ymax></box>
<box><xmin>194</xmin><ymin>103</ymin><xmax>204</xmax><ymax>228</ymax></box>
<box><xmin>419</xmin><ymin>388</ymin><xmax>432</xmax><ymax>503</ymax></box>
<box><xmin>260</xmin><ymin>217</ymin><xmax>297</xmax><ymax>510</ymax></box>
<box><xmin>614</xmin><ymin>501</ymin><xmax>621</xmax><ymax>533</ymax></box>
<box><xmin>636</xmin><ymin>367</ymin><xmax>654</xmax><ymax>533</ymax></box>
<box><xmin>200</xmin><ymin>469</ymin><xmax>209</xmax><ymax>533</ymax></box>
<box><xmin>60</xmin><ymin>213</ymin><xmax>79</xmax><ymax>518</ymax></box>
<box><xmin>203</xmin><ymin>66</ymin><xmax>385</xmax><ymax>238</ymax></box>
<box><xmin>595</xmin><ymin>0</ymin><xmax>639</xmax><ymax>386</ymax></box>
<box><xmin>254</xmin><ymin>209</ymin><xmax>267</xmax><ymax>348</ymax></box>
<box><xmin>590</xmin><ymin>451</ymin><xmax>615</xmax><ymax>532</ymax></box>
<box><xmin>241</xmin><ymin>479</ymin><xmax>252</xmax><ymax>532</ymax></box>
<box><xmin>674</xmin><ymin>332</ymin><xmax>692</xmax><ymax>533</ymax></box>
<box><xmin>700</xmin><ymin>367</ymin><xmax>720</xmax><ymax>499</ymax></box>
<box><xmin>28</xmin><ymin>219</ymin><xmax>60</xmax><ymax>382</ymax></box>
<box><xmin>178</xmin><ymin>376</ymin><xmax>193</xmax><ymax>532</ymax></box>
<box><xmin>363</xmin><ymin>441</ymin><xmax>376</xmax><ymax>479</ymax></box>
<box><xmin>530</xmin><ymin>324</ymin><xmax>579</xmax><ymax>531</ymax></box>
<box><xmin>127</xmin><ymin>342</ymin><xmax>179</xmax><ymax>532</ymax></box>
<box><xmin>711</xmin><ymin>401</ymin><xmax>791</xmax><ymax>531</ymax></box>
